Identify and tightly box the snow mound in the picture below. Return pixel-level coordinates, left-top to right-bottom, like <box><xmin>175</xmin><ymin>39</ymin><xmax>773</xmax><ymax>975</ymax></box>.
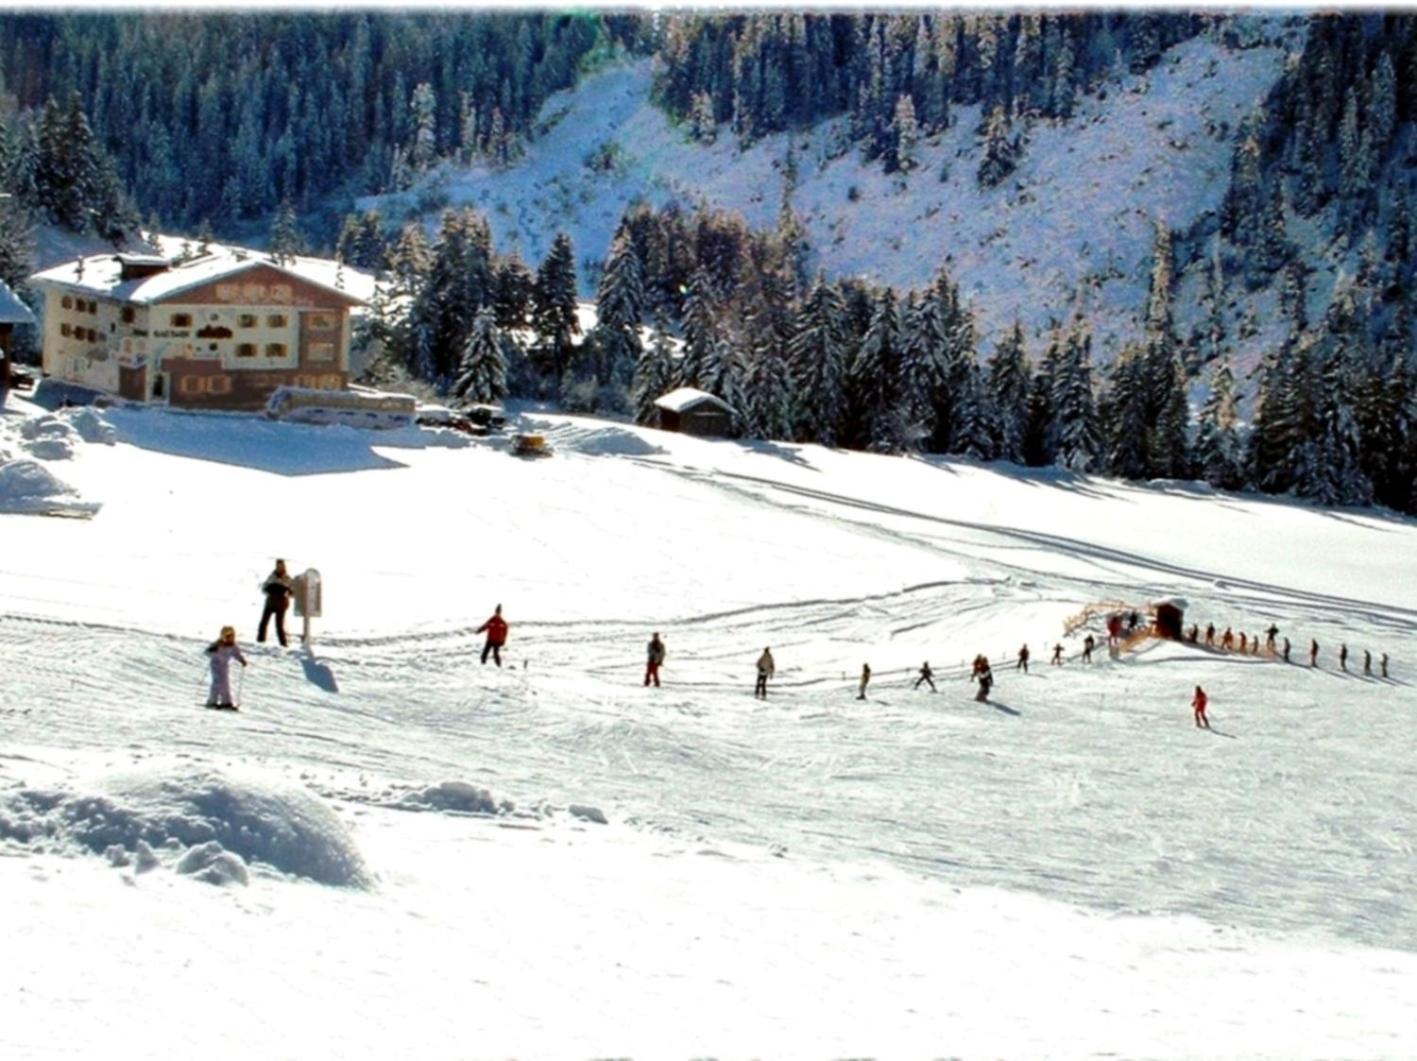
<box><xmin>0</xmin><ymin>459</ymin><xmax>100</xmax><ymax>517</ymax></box>
<box><xmin>19</xmin><ymin>414</ymin><xmax>80</xmax><ymax>459</ymax></box>
<box><xmin>0</xmin><ymin>768</ymin><xmax>370</xmax><ymax>888</ymax></box>
<box><xmin>400</xmin><ymin>780</ymin><xmax>513</xmax><ymax>816</ymax></box>
<box><xmin>62</xmin><ymin>407</ymin><xmax>118</xmax><ymax>445</ymax></box>
<box><xmin>543</xmin><ymin>423</ymin><xmax>665</xmax><ymax>458</ymax></box>
<box><xmin>568</xmin><ymin>804</ymin><xmax>608</xmax><ymax>825</ymax></box>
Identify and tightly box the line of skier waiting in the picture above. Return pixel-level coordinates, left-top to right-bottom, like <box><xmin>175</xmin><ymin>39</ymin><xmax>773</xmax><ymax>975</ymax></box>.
<box><xmin>202</xmin><ymin>559</ymin><xmax>1397</xmax><ymax>711</ymax></box>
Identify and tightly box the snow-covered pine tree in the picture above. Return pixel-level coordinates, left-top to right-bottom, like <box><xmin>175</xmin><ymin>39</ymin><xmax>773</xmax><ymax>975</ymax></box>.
<box><xmin>1353</xmin><ymin>350</ymin><xmax>1413</xmax><ymax>510</ymax></box>
<box><xmin>1193</xmin><ymin>357</ymin><xmax>1243</xmax><ymax>489</ymax></box>
<box><xmin>741</xmin><ymin>270</ymin><xmax>796</xmax><ymax>440</ymax></box>
<box><xmin>788</xmin><ymin>275</ymin><xmax>849</xmax><ymax>446</ymax></box>
<box><xmin>1105</xmin><ymin>347</ymin><xmax>1151</xmax><ymax>479</ymax></box>
<box><xmin>949</xmin><ymin>360</ymin><xmax>997</xmax><ymax>460</ymax></box>
<box><xmin>269</xmin><ymin>199</ymin><xmax>302</xmax><ymax>265</ymax></box>
<box><xmin>890</xmin><ymin>93</ymin><xmax>919</xmax><ymax>174</ymax></box>
<box><xmin>494</xmin><ymin>253</ymin><xmax>535</xmax><ymax>330</ymax></box>
<box><xmin>1148</xmin><ymin>353</ymin><xmax>1193</xmax><ymax>480</ymax></box>
<box><xmin>676</xmin><ymin>267</ymin><xmax>718</xmax><ymax>389</ymax></box>
<box><xmin>532</xmin><ymin>232</ymin><xmax>580</xmax><ymax>378</ymax></box>
<box><xmin>1051</xmin><ymin>323</ymin><xmax>1100</xmax><ymax>472</ymax></box>
<box><xmin>987</xmin><ymin>320</ymin><xmax>1030</xmax><ymax>463</ymax></box>
<box><xmin>453</xmin><ymin>305</ymin><xmax>508</xmax><ymax>405</ymax></box>
<box><xmin>848</xmin><ymin>288</ymin><xmax>906</xmax><ymax>452</ymax></box>
<box><xmin>977</xmin><ymin>105</ymin><xmax>1019</xmax><ymax>188</ymax></box>
<box><xmin>631</xmin><ymin>318</ymin><xmax>677</xmax><ymax>425</ymax></box>
<box><xmin>1297</xmin><ymin>342</ymin><xmax>1372</xmax><ymax>506</ymax></box>
<box><xmin>0</xmin><ymin>195</ymin><xmax>34</xmax><ymax>290</ymax></box>
<box><xmin>589</xmin><ymin>227</ymin><xmax>645</xmax><ymax>385</ymax></box>
<box><xmin>410</xmin><ymin>82</ymin><xmax>438</xmax><ymax>171</ymax></box>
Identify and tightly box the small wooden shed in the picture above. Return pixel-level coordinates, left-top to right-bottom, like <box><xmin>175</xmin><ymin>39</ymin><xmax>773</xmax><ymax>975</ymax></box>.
<box><xmin>1152</xmin><ymin>598</ymin><xmax>1188</xmax><ymax>641</ymax></box>
<box><xmin>653</xmin><ymin>386</ymin><xmax>735</xmax><ymax>438</ymax></box>
<box><xmin>0</xmin><ymin>278</ymin><xmax>36</xmax><ymax>389</ymax></box>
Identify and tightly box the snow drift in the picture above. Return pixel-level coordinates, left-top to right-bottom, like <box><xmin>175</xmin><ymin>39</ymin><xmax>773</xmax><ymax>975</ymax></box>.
<box><xmin>0</xmin><ymin>767</ymin><xmax>370</xmax><ymax>888</ymax></box>
<box><xmin>0</xmin><ymin>459</ymin><xmax>100</xmax><ymax>517</ymax></box>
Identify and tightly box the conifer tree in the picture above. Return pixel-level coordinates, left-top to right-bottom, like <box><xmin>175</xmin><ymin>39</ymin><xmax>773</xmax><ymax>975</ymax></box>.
<box><xmin>977</xmin><ymin>105</ymin><xmax>1019</xmax><ymax>188</ymax></box>
<box><xmin>588</xmin><ymin>229</ymin><xmax>645</xmax><ymax>385</ymax></box>
<box><xmin>532</xmin><ymin>232</ymin><xmax>580</xmax><ymax>378</ymax></box>
<box><xmin>453</xmin><ymin>305</ymin><xmax>508</xmax><ymax>405</ymax></box>
<box><xmin>1194</xmin><ymin>358</ymin><xmax>1243</xmax><ymax>489</ymax></box>
<box><xmin>410</xmin><ymin>82</ymin><xmax>438</xmax><ymax>171</ymax></box>
<box><xmin>987</xmin><ymin>320</ymin><xmax>1030</xmax><ymax>463</ymax></box>
<box><xmin>848</xmin><ymin>288</ymin><xmax>906</xmax><ymax>451</ymax></box>
<box><xmin>269</xmin><ymin>199</ymin><xmax>302</xmax><ymax>264</ymax></box>
<box><xmin>632</xmin><ymin>318</ymin><xmax>677</xmax><ymax>425</ymax></box>
<box><xmin>0</xmin><ymin>195</ymin><xmax>34</xmax><ymax>290</ymax></box>
<box><xmin>1105</xmin><ymin>347</ymin><xmax>1151</xmax><ymax>479</ymax></box>
<box><xmin>493</xmin><ymin>252</ymin><xmax>534</xmax><ymax>330</ymax></box>
<box><xmin>676</xmin><ymin>267</ymin><xmax>718</xmax><ymax>389</ymax></box>
<box><xmin>788</xmin><ymin>275</ymin><xmax>849</xmax><ymax>445</ymax></box>
<box><xmin>1051</xmin><ymin>323</ymin><xmax>1100</xmax><ymax>472</ymax></box>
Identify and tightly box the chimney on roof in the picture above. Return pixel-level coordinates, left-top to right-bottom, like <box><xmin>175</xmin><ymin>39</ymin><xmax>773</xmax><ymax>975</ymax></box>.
<box><xmin>116</xmin><ymin>253</ymin><xmax>170</xmax><ymax>281</ymax></box>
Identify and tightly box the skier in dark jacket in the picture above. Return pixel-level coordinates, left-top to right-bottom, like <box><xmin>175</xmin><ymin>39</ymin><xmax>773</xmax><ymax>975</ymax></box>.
<box><xmin>857</xmin><ymin>663</ymin><xmax>872</xmax><ymax>701</ymax></box>
<box><xmin>1310</xmin><ymin>638</ymin><xmax>1319</xmax><ymax>667</ymax></box>
<box><xmin>1282</xmin><ymin>637</ymin><xmax>1291</xmax><ymax>663</ymax></box>
<box><xmin>1187</xmin><ymin>624</ymin><xmax>1199</xmax><ymax>644</ymax></box>
<box><xmin>755</xmin><ymin>647</ymin><xmax>775</xmax><ymax>698</ymax></box>
<box><xmin>257</xmin><ymin>559</ymin><xmax>293</xmax><ymax>647</ymax></box>
<box><xmin>478</xmin><ymin>604</ymin><xmax>509</xmax><ymax>666</ymax></box>
<box><xmin>1339</xmin><ymin>643</ymin><xmax>1349</xmax><ymax>672</ymax></box>
<box><xmin>915</xmin><ymin>662</ymin><xmax>936</xmax><ymax>691</ymax></box>
<box><xmin>1017</xmin><ymin>644</ymin><xmax>1030</xmax><ymax>672</ymax></box>
<box><xmin>645</xmin><ymin>633</ymin><xmax>666</xmax><ymax>687</ymax></box>
<box><xmin>1051</xmin><ymin>643</ymin><xmax>1063</xmax><ymax>666</ymax></box>
<box><xmin>1082</xmin><ymin>634</ymin><xmax>1095</xmax><ymax>663</ymax></box>
<box><xmin>1363</xmin><ymin>649</ymin><xmax>1372</xmax><ymax>676</ymax></box>
<box><xmin>972</xmin><ymin>656</ymin><xmax>994</xmax><ymax>702</ymax></box>
<box><xmin>1266</xmin><ymin>624</ymin><xmax>1280</xmax><ymax>652</ymax></box>
<box><xmin>1205</xmin><ymin>623</ymin><xmax>1216</xmax><ymax>648</ymax></box>
<box><xmin>1381</xmin><ymin>653</ymin><xmax>1390</xmax><ymax>679</ymax></box>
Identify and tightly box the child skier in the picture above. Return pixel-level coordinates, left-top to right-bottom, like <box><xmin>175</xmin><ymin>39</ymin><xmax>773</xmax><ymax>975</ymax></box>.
<box><xmin>1191</xmin><ymin>685</ymin><xmax>1209</xmax><ymax>729</ymax></box>
<box><xmin>477</xmin><ymin>604</ymin><xmax>508</xmax><ymax>667</ymax></box>
<box><xmin>645</xmin><ymin>633</ymin><xmax>666</xmax><ymax>688</ymax></box>
<box><xmin>205</xmin><ymin>626</ymin><xmax>247</xmax><ymax>709</ymax></box>
<box><xmin>915</xmin><ymin>662</ymin><xmax>936</xmax><ymax>691</ymax></box>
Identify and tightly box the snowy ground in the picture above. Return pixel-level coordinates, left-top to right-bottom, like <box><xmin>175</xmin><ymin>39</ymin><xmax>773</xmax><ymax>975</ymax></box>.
<box><xmin>2</xmin><ymin>396</ymin><xmax>1417</xmax><ymax>1057</ymax></box>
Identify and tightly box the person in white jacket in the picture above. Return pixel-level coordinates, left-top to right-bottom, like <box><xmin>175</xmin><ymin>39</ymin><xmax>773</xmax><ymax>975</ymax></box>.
<box><xmin>205</xmin><ymin>625</ymin><xmax>248</xmax><ymax>708</ymax></box>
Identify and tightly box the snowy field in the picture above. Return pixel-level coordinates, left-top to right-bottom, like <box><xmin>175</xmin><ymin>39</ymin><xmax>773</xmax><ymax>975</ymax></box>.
<box><xmin>2</xmin><ymin>396</ymin><xmax>1417</xmax><ymax>1057</ymax></box>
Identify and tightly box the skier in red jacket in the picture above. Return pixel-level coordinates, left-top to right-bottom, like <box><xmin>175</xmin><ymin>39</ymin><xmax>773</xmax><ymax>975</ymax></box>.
<box><xmin>1192</xmin><ymin>685</ymin><xmax>1210</xmax><ymax>729</ymax></box>
<box><xmin>478</xmin><ymin>604</ymin><xmax>508</xmax><ymax>666</ymax></box>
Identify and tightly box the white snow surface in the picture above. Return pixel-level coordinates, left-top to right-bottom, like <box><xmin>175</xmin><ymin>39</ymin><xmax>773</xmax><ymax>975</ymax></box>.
<box><xmin>2</xmin><ymin>396</ymin><xmax>1416</xmax><ymax>1057</ymax></box>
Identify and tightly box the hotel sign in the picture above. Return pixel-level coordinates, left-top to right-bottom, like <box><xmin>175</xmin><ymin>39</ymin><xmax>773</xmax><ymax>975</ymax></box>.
<box><xmin>213</xmin><ymin>282</ymin><xmax>295</xmax><ymax>305</ymax></box>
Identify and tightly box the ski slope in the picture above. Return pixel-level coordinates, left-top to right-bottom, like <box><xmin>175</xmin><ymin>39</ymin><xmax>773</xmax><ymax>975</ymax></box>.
<box><xmin>2</xmin><ymin>397</ymin><xmax>1416</xmax><ymax>1057</ymax></box>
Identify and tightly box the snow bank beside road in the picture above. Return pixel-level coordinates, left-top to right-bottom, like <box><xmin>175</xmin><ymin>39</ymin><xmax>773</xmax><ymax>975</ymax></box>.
<box><xmin>0</xmin><ymin>766</ymin><xmax>370</xmax><ymax>888</ymax></box>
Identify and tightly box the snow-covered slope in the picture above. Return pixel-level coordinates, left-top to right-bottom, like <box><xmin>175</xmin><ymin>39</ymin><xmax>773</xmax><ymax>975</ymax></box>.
<box><xmin>367</xmin><ymin>28</ymin><xmax>1295</xmax><ymax>360</ymax></box>
<box><xmin>2</xmin><ymin>400</ymin><xmax>1416</xmax><ymax>1056</ymax></box>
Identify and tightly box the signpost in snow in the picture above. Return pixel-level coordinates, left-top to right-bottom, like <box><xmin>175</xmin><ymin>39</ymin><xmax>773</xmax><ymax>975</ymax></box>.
<box><xmin>292</xmin><ymin>568</ymin><xmax>322</xmax><ymax>646</ymax></box>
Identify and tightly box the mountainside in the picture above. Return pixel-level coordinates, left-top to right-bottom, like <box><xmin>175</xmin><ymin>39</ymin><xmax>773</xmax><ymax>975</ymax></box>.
<box><xmin>2</xmin><ymin>397</ymin><xmax>1416</xmax><ymax>1055</ymax></box>
<box><xmin>367</xmin><ymin>27</ymin><xmax>1294</xmax><ymax>363</ymax></box>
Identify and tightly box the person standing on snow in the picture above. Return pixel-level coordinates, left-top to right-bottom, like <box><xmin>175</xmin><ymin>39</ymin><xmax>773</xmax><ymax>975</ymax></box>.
<box><xmin>1192</xmin><ymin>685</ymin><xmax>1210</xmax><ymax>729</ymax></box>
<box><xmin>1107</xmin><ymin>615</ymin><xmax>1123</xmax><ymax>648</ymax></box>
<box><xmin>1266</xmin><ymin>624</ymin><xmax>1280</xmax><ymax>652</ymax></box>
<box><xmin>1282</xmin><ymin>637</ymin><xmax>1291</xmax><ymax>663</ymax></box>
<box><xmin>755</xmin><ymin>647</ymin><xmax>775</xmax><ymax>698</ymax></box>
<box><xmin>205</xmin><ymin>626</ymin><xmax>247</xmax><ymax>709</ymax></box>
<box><xmin>1222</xmin><ymin>627</ymin><xmax>1235</xmax><ymax>651</ymax></box>
<box><xmin>1082</xmin><ymin>634</ymin><xmax>1095</xmax><ymax>663</ymax></box>
<box><xmin>1051</xmin><ymin>643</ymin><xmax>1063</xmax><ymax>666</ymax></box>
<box><xmin>857</xmin><ymin>663</ymin><xmax>872</xmax><ymax>701</ymax></box>
<box><xmin>645</xmin><ymin>633</ymin><xmax>666</xmax><ymax>687</ymax></box>
<box><xmin>1339</xmin><ymin>643</ymin><xmax>1349</xmax><ymax>672</ymax></box>
<box><xmin>1310</xmin><ymin>638</ymin><xmax>1319</xmax><ymax>667</ymax></box>
<box><xmin>1381</xmin><ymin>653</ymin><xmax>1389</xmax><ymax>679</ymax></box>
<box><xmin>257</xmin><ymin>558</ymin><xmax>293</xmax><ymax>648</ymax></box>
<box><xmin>1187</xmin><ymin>624</ymin><xmax>1199</xmax><ymax>644</ymax></box>
<box><xmin>915</xmin><ymin>662</ymin><xmax>936</xmax><ymax>691</ymax></box>
<box><xmin>1017</xmin><ymin>644</ymin><xmax>1030</xmax><ymax>672</ymax></box>
<box><xmin>973</xmin><ymin>657</ymin><xmax>994</xmax><ymax>702</ymax></box>
<box><xmin>1239</xmin><ymin>631</ymin><xmax>1248</xmax><ymax>654</ymax></box>
<box><xmin>1363</xmin><ymin>649</ymin><xmax>1372</xmax><ymax>676</ymax></box>
<box><xmin>477</xmin><ymin>604</ymin><xmax>509</xmax><ymax>667</ymax></box>
<box><xmin>1205</xmin><ymin>623</ymin><xmax>1216</xmax><ymax>648</ymax></box>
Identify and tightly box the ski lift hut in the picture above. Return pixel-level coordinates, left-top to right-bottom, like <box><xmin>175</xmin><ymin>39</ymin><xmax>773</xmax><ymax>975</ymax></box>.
<box><xmin>0</xmin><ymin>278</ymin><xmax>36</xmax><ymax>388</ymax></box>
<box><xmin>653</xmin><ymin>387</ymin><xmax>735</xmax><ymax>438</ymax></box>
<box><xmin>1152</xmin><ymin>598</ymin><xmax>1187</xmax><ymax>641</ymax></box>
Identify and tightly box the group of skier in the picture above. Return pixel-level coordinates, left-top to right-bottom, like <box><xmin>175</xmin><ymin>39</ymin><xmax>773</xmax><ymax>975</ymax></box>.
<box><xmin>206</xmin><ymin>571</ymin><xmax>1395</xmax><ymax>723</ymax></box>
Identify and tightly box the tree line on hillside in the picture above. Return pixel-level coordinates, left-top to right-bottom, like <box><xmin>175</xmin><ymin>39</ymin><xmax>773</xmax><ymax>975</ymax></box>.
<box><xmin>656</xmin><ymin>11</ymin><xmax>1202</xmax><ymax>181</ymax></box>
<box><xmin>345</xmin><ymin>195</ymin><xmax>1417</xmax><ymax>517</ymax></box>
<box><xmin>0</xmin><ymin>11</ymin><xmax>639</xmax><ymax>229</ymax></box>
